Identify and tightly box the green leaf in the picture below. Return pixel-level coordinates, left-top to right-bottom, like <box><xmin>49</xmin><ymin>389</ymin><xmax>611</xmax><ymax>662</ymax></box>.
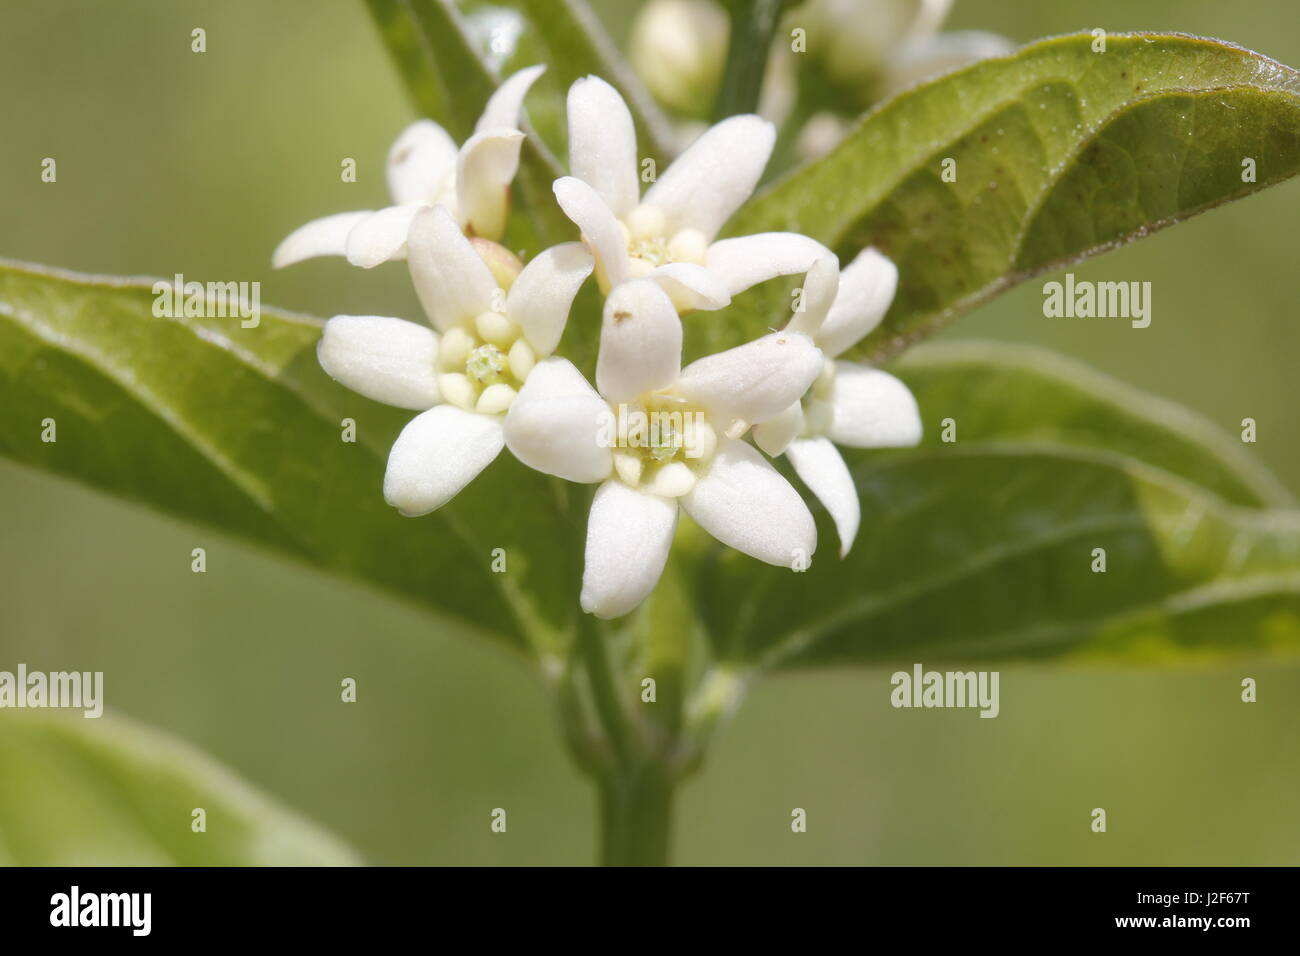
<box><xmin>712</xmin><ymin>33</ymin><xmax>1300</xmax><ymax>362</ymax></box>
<box><xmin>0</xmin><ymin>711</ymin><xmax>358</xmax><ymax>865</ymax></box>
<box><xmin>696</xmin><ymin>342</ymin><xmax>1300</xmax><ymax>668</ymax></box>
<box><xmin>0</xmin><ymin>260</ymin><xmax>586</xmax><ymax>658</ymax></box>
<box><xmin>891</xmin><ymin>341</ymin><xmax>1292</xmax><ymax>509</ymax></box>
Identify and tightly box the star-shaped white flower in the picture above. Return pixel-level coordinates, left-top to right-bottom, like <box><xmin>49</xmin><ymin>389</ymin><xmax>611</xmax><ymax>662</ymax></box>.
<box><xmin>316</xmin><ymin>205</ymin><xmax>593</xmax><ymax>515</ymax></box>
<box><xmin>752</xmin><ymin>249</ymin><xmax>923</xmax><ymax>555</ymax></box>
<box><xmin>273</xmin><ymin>65</ymin><xmax>546</xmax><ymax>270</ymax></box>
<box><xmin>503</xmin><ymin>279</ymin><xmax>823</xmax><ymax>618</ymax></box>
<box><xmin>553</xmin><ymin>75</ymin><xmax>828</xmax><ymax>312</ymax></box>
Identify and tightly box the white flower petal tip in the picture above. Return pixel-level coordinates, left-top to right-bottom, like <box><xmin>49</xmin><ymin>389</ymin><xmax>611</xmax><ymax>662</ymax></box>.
<box><xmin>503</xmin><ymin>357</ymin><xmax>613</xmax><ymax>483</ymax></box>
<box><xmin>383</xmin><ymin>405</ymin><xmax>504</xmax><ymax>516</ymax></box>
<box><xmin>407</xmin><ymin>204</ymin><xmax>500</xmax><ymax>331</ymax></box>
<box><xmin>786</xmin><ymin>253</ymin><xmax>840</xmax><ymax>337</ymax></box>
<box><xmin>682</xmin><ymin>438</ymin><xmax>816</xmax><ymax>568</ymax></box>
<box><xmin>596</xmin><ymin>280</ymin><xmax>683</xmax><ymax>402</ymax></box>
<box><xmin>642</xmin><ymin>113</ymin><xmax>776</xmax><ymax>239</ymax></box>
<box><xmin>787</xmin><ymin>436</ymin><xmax>860</xmax><ymax>557</ymax></box>
<box><xmin>817</xmin><ymin>248</ymin><xmax>899</xmax><ymax>357</ymax></box>
<box><xmin>505</xmin><ymin>242</ymin><xmax>594</xmax><ymax>356</ymax></box>
<box><xmin>344</xmin><ymin>205</ymin><xmax>422</xmax><ymax>269</ymax></box>
<box><xmin>751</xmin><ymin>401</ymin><xmax>804</xmax><ymax>457</ymax></box>
<box><xmin>272</xmin><ymin>211</ymin><xmax>373</xmax><ymax>269</ymax></box>
<box><xmin>318</xmin><ymin>315</ymin><xmax>441</xmax><ymax>411</ymax></box>
<box><xmin>457</xmin><ymin>129</ymin><xmax>527</xmax><ymax>241</ymax></box>
<box><xmin>581</xmin><ymin>481</ymin><xmax>679</xmax><ymax>619</ymax></box>
<box><xmin>703</xmin><ymin>232</ymin><xmax>831</xmax><ymax>298</ymax></box>
<box><xmin>386</xmin><ymin>120</ymin><xmax>458</xmax><ymax>206</ymax></box>
<box><xmin>567</xmin><ymin>75</ymin><xmax>640</xmax><ymax>218</ymax></box>
<box><xmin>677</xmin><ymin>330</ymin><xmax>823</xmax><ymax>425</ymax></box>
<box><xmin>827</xmin><ymin>364</ymin><xmax>923</xmax><ymax>448</ymax></box>
<box><xmin>553</xmin><ymin>176</ymin><xmax>629</xmax><ymax>288</ymax></box>
<box><xmin>648</xmin><ymin>262</ymin><xmax>731</xmax><ymax>312</ymax></box>
<box><xmin>477</xmin><ymin>64</ymin><xmax>547</xmax><ymax>133</ymax></box>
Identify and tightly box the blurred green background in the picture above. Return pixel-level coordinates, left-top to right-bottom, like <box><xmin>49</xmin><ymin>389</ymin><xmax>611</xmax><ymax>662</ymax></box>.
<box><xmin>1</xmin><ymin>0</ymin><xmax>1298</xmax><ymax>864</ymax></box>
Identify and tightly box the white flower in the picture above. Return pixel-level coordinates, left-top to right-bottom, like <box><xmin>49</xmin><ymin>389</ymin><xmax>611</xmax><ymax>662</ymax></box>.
<box><xmin>503</xmin><ymin>279</ymin><xmax>823</xmax><ymax>618</ymax></box>
<box><xmin>752</xmin><ymin>249</ymin><xmax>923</xmax><ymax>555</ymax></box>
<box><xmin>273</xmin><ymin>65</ymin><xmax>546</xmax><ymax>270</ymax></box>
<box><xmin>553</xmin><ymin>75</ymin><xmax>828</xmax><ymax>313</ymax></box>
<box><xmin>316</xmin><ymin>205</ymin><xmax>593</xmax><ymax>515</ymax></box>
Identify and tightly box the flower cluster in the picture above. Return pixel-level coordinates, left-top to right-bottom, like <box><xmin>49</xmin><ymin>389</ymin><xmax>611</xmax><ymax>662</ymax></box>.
<box><xmin>275</xmin><ymin>67</ymin><xmax>922</xmax><ymax>618</ymax></box>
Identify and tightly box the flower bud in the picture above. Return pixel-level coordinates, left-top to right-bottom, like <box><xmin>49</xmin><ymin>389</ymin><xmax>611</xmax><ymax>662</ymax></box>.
<box><xmin>629</xmin><ymin>0</ymin><xmax>729</xmax><ymax>118</ymax></box>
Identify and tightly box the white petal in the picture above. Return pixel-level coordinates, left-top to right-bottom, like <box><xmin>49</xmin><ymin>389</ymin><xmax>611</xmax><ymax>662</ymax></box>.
<box><xmin>345</xmin><ymin>205</ymin><xmax>422</xmax><ymax>268</ymax></box>
<box><xmin>318</xmin><ymin>315</ymin><xmax>440</xmax><ymax>411</ymax></box>
<box><xmin>681</xmin><ymin>438</ymin><xmax>816</xmax><ymax>567</ymax></box>
<box><xmin>817</xmin><ymin>248</ymin><xmax>898</xmax><ymax>357</ymax></box>
<box><xmin>383</xmin><ymin>405</ymin><xmax>504</xmax><ymax>515</ymax></box>
<box><xmin>456</xmin><ymin>129</ymin><xmax>526</xmax><ymax>241</ymax></box>
<box><xmin>647</xmin><ymin>262</ymin><xmax>731</xmax><ymax>312</ymax></box>
<box><xmin>407</xmin><ymin>205</ymin><xmax>500</xmax><ymax>332</ymax></box>
<box><xmin>272</xmin><ymin>211</ymin><xmax>373</xmax><ymax>268</ymax></box>
<box><xmin>827</xmin><ymin>363</ymin><xmax>923</xmax><ymax>447</ymax></box>
<box><xmin>581</xmin><ymin>481</ymin><xmax>678</xmax><ymax>619</ymax></box>
<box><xmin>751</xmin><ymin>400</ymin><xmax>804</xmax><ymax>457</ymax></box>
<box><xmin>677</xmin><ymin>331</ymin><xmax>822</xmax><ymax>426</ymax></box>
<box><xmin>503</xmin><ymin>357</ymin><xmax>613</xmax><ymax>483</ymax></box>
<box><xmin>596</xmin><ymin>279</ymin><xmax>682</xmax><ymax>403</ymax></box>
<box><xmin>786</xmin><ymin>436</ymin><xmax>859</xmax><ymax>556</ymax></box>
<box><xmin>642</xmin><ymin>114</ymin><xmax>775</xmax><ymax>239</ymax></box>
<box><xmin>566</xmin><ymin>75</ymin><xmax>641</xmax><ymax>219</ymax></box>
<box><xmin>703</xmin><ymin>232</ymin><xmax>830</xmax><ymax>297</ymax></box>
<box><xmin>476</xmin><ymin>64</ymin><xmax>547</xmax><ymax>133</ymax></box>
<box><xmin>553</xmin><ymin>176</ymin><xmax>629</xmax><ymax>287</ymax></box>
<box><xmin>384</xmin><ymin>119</ymin><xmax>457</xmax><ymax>205</ymax></box>
<box><xmin>386</xmin><ymin>120</ymin><xmax>458</xmax><ymax>206</ymax></box>
<box><xmin>505</xmin><ymin>242</ymin><xmax>594</xmax><ymax>356</ymax></box>
<box><xmin>785</xmin><ymin>254</ymin><xmax>840</xmax><ymax>337</ymax></box>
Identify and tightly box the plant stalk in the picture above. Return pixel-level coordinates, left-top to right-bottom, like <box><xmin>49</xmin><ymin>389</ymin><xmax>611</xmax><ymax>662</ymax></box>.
<box><xmin>712</xmin><ymin>0</ymin><xmax>788</xmax><ymax>120</ymax></box>
<box><xmin>597</xmin><ymin>767</ymin><xmax>675</xmax><ymax>867</ymax></box>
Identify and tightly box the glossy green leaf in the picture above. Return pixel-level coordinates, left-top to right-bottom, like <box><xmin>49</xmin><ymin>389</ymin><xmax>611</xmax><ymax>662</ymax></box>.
<box><xmin>713</xmin><ymin>33</ymin><xmax>1300</xmax><ymax>362</ymax></box>
<box><xmin>0</xmin><ymin>711</ymin><xmax>359</xmax><ymax>865</ymax></box>
<box><xmin>695</xmin><ymin>341</ymin><xmax>1300</xmax><ymax>668</ymax></box>
<box><xmin>0</xmin><ymin>260</ymin><xmax>586</xmax><ymax>658</ymax></box>
<box><xmin>891</xmin><ymin>341</ymin><xmax>1292</xmax><ymax>508</ymax></box>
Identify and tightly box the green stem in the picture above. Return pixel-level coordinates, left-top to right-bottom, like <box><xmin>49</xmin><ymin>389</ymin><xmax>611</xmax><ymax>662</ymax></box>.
<box><xmin>574</xmin><ymin>613</ymin><xmax>684</xmax><ymax>865</ymax></box>
<box><xmin>712</xmin><ymin>0</ymin><xmax>788</xmax><ymax>120</ymax></box>
<box><xmin>598</xmin><ymin>767</ymin><xmax>675</xmax><ymax>867</ymax></box>
<box><xmin>579</xmin><ymin>615</ymin><xmax>637</xmax><ymax>766</ymax></box>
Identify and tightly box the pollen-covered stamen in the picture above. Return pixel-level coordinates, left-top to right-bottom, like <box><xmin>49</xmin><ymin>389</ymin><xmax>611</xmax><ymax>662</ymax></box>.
<box><xmin>608</xmin><ymin>392</ymin><xmax>718</xmax><ymax>497</ymax></box>
<box><xmin>436</xmin><ymin>317</ymin><xmax>534</xmax><ymax>415</ymax></box>
<box><xmin>620</xmin><ymin>203</ymin><xmax>709</xmax><ymax>280</ymax></box>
